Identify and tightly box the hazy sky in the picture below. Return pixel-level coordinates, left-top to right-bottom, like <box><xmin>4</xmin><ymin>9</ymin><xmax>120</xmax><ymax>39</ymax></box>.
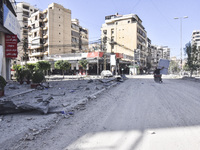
<box><xmin>20</xmin><ymin>0</ymin><xmax>200</xmax><ymax>58</ymax></box>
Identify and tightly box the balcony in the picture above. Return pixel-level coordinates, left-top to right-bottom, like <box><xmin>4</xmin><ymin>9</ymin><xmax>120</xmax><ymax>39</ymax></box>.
<box><xmin>43</xmin><ymin>9</ymin><xmax>48</xmax><ymax>14</ymax></box>
<box><xmin>43</xmin><ymin>35</ymin><xmax>48</xmax><ymax>39</ymax></box>
<box><xmin>29</xmin><ymin>52</ymin><xmax>44</xmax><ymax>57</ymax></box>
<box><xmin>43</xmin><ymin>18</ymin><xmax>48</xmax><ymax>22</ymax></box>
<box><xmin>43</xmin><ymin>26</ymin><xmax>48</xmax><ymax>30</ymax></box>
<box><xmin>44</xmin><ymin>51</ymin><xmax>48</xmax><ymax>55</ymax></box>
<box><xmin>44</xmin><ymin>43</ymin><xmax>48</xmax><ymax>47</ymax></box>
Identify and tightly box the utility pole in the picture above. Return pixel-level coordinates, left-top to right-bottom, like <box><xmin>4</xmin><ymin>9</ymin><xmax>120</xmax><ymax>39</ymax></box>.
<box><xmin>174</xmin><ymin>16</ymin><xmax>188</xmax><ymax>72</ymax></box>
<box><xmin>103</xmin><ymin>36</ymin><xmax>107</xmax><ymax>70</ymax></box>
<box><xmin>97</xmin><ymin>42</ymin><xmax>100</xmax><ymax>75</ymax></box>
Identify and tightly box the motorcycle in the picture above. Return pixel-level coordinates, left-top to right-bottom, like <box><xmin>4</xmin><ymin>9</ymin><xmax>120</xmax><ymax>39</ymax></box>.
<box><xmin>154</xmin><ymin>74</ymin><xmax>162</xmax><ymax>83</ymax></box>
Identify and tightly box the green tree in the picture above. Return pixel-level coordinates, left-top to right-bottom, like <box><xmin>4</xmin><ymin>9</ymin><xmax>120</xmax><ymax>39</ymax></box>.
<box><xmin>54</xmin><ymin>60</ymin><xmax>70</xmax><ymax>78</ymax></box>
<box><xmin>13</xmin><ymin>65</ymin><xmax>25</xmax><ymax>83</ymax></box>
<box><xmin>184</xmin><ymin>42</ymin><xmax>200</xmax><ymax>77</ymax></box>
<box><xmin>169</xmin><ymin>60</ymin><xmax>180</xmax><ymax>74</ymax></box>
<box><xmin>36</xmin><ymin>61</ymin><xmax>51</xmax><ymax>75</ymax></box>
<box><xmin>26</xmin><ymin>63</ymin><xmax>36</xmax><ymax>73</ymax></box>
<box><xmin>78</xmin><ymin>59</ymin><xmax>88</xmax><ymax>75</ymax></box>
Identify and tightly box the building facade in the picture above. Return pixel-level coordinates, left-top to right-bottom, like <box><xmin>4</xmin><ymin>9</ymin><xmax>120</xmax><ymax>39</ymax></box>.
<box><xmin>27</xmin><ymin>3</ymin><xmax>89</xmax><ymax>64</ymax></box>
<box><xmin>150</xmin><ymin>45</ymin><xmax>170</xmax><ymax>70</ymax></box>
<box><xmin>192</xmin><ymin>30</ymin><xmax>200</xmax><ymax>49</ymax></box>
<box><xmin>16</xmin><ymin>2</ymin><xmax>38</xmax><ymax>63</ymax></box>
<box><xmin>101</xmin><ymin>13</ymin><xmax>147</xmax><ymax>67</ymax></box>
<box><xmin>71</xmin><ymin>19</ymin><xmax>89</xmax><ymax>53</ymax></box>
<box><xmin>28</xmin><ymin>3</ymin><xmax>72</xmax><ymax>63</ymax></box>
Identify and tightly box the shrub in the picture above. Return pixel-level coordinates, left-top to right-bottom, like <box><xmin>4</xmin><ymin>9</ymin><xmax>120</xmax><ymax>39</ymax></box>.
<box><xmin>0</xmin><ymin>76</ymin><xmax>7</xmax><ymax>90</ymax></box>
<box><xmin>32</xmin><ymin>71</ymin><xmax>45</xmax><ymax>83</ymax></box>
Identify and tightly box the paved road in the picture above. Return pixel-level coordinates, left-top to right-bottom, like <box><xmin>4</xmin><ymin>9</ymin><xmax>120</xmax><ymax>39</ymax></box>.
<box><xmin>18</xmin><ymin>75</ymin><xmax>200</xmax><ymax>150</ymax></box>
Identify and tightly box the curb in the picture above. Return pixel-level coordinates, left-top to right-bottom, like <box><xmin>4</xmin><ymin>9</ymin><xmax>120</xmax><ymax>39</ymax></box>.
<box><xmin>0</xmin><ymin>89</ymin><xmax>35</xmax><ymax>101</ymax></box>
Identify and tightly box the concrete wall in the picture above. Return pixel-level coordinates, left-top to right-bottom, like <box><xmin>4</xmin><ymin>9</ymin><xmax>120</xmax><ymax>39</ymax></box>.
<box><xmin>48</xmin><ymin>3</ymin><xmax>71</xmax><ymax>55</ymax></box>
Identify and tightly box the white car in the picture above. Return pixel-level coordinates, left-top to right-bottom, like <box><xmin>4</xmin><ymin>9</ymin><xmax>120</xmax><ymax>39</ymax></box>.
<box><xmin>101</xmin><ymin>70</ymin><xmax>113</xmax><ymax>78</ymax></box>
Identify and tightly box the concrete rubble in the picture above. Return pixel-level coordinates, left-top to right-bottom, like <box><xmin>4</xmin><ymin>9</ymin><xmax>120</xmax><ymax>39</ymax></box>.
<box><xmin>0</xmin><ymin>75</ymin><xmax>127</xmax><ymax>149</ymax></box>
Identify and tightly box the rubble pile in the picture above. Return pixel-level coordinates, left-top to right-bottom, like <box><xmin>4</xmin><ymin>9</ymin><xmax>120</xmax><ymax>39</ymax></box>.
<box><xmin>0</xmin><ymin>75</ymin><xmax>127</xmax><ymax>149</ymax></box>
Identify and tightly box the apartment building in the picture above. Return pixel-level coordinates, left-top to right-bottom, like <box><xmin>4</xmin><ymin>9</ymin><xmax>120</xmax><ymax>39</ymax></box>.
<box><xmin>192</xmin><ymin>30</ymin><xmax>200</xmax><ymax>49</ymax></box>
<box><xmin>101</xmin><ymin>13</ymin><xmax>147</xmax><ymax>67</ymax></box>
<box><xmin>16</xmin><ymin>2</ymin><xmax>38</xmax><ymax>63</ymax></box>
<box><xmin>28</xmin><ymin>3</ymin><xmax>71</xmax><ymax>62</ymax></box>
<box><xmin>150</xmin><ymin>45</ymin><xmax>170</xmax><ymax>70</ymax></box>
<box><xmin>71</xmin><ymin>19</ymin><xmax>89</xmax><ymax>53</ymax></box>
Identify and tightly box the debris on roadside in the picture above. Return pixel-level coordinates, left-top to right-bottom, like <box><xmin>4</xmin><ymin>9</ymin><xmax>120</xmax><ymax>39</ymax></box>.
<box><xmin>87</xmin><ymin>79</ymin><xmax>93</xmax><ymax>83</ymax></box>
<box><xmin>85</xmin><ymin>87</ymin><xmax>90</xmax><ymax>90</ymax></box>
<box><xmin>0</xmin><ymin>96</ymin><xmax>53</xmax><ymax>115</ymax></box>
<box><xmin>51</xmin><ymin>92</ymin><xmax>65</xmax><ymax>96</ymax></box>
<box><xmin>116</xmin><ymin>77</ymin><xmax>123</xmax><ymax>82</ymax></box>
<box><xmin>8</xmin><ymin>84</ymin><xmax>19</xmax><ymax>90</ymax></box>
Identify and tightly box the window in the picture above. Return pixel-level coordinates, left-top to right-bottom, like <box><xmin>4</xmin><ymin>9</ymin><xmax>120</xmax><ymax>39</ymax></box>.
<box><xmin>111</xmin><ymin>36</ymin><xmax>114</xmax><ymax>42</ymax></box>
<box><xmin>128</xmin><ymin>21</ymin><xmax>130</xmax><ymax>23</ymax></box>
<box><xmin>34</xmin><ymin>32</ymin><xmax>37</xmax><ymax>37</ymax></box>
<box><xmin>35</xmin><ymin>15</ymin><xmax>37</xmax><ymax>20</ymax></box>
<box><xmin>111</xmin><ymin>29</ymin><xmax>114</xmax><ymax>34</ymax></box>
<box><xmin>103</xmin><ymin>30</ymin><xmax>107</xmax><ymax>35</ymax></box>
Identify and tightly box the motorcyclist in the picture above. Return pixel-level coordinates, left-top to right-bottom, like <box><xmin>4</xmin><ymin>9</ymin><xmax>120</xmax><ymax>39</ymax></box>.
<box><xmin>154</xmin><ymin>67</ymin><xmax>164</xmax><ymax>83</ymax></box>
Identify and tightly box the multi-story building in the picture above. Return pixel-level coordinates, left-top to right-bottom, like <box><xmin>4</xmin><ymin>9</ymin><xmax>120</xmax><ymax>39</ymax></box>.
<box><xmin>151</xmin><ymin>45</ymin><xmax>170</xmax><ymax>70</ymax></box>
<box><xmin>71</xmin><ymin>19</ymin><xmax>89</xmax><ymax>53</ymax></box>
<box><xmin>16</xmin><ymin>2</ymin><xmax>38</xmax><ymax>63</ymax></box>
<box><xmin>28</xmin><ymin>3</ymin><xmax>72</xmax><ymax>62</ymax></box>
<box><xmin>0</xmin><ymin>0</ymin><xmax>20</xmax><ymax>80</ymax></box>
<box><xmin>101</xmin><ymin>13</ymin><xmax>147</xmax><ymax>67</ymax></box>
<box><xmin>192</xmin><ymin>30</ymin><xmax>200</xmax><ymax>49</ymax></box>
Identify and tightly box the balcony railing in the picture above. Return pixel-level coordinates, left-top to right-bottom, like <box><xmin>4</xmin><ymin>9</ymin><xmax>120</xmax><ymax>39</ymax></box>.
<box><xmin>29</xmin><ymin>52</ymin><xmax>44</xmax><ymax>57</ymax></box>
<box><xmin>43</xmin><ymin>18</ymin><xmax>48</xmax><ymax>22</ymax></box>
<box><xmin>43</xmin><ymin>35</ymin><xmax>48</xmax><ymax>39</ymax></box>
<box><xmin>43</xmin><ymin>26</ymin><xmax>48</xmax><ymax>30</ymax></box>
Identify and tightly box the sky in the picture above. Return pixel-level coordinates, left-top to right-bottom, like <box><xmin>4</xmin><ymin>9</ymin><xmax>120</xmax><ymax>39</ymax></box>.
<box><xmin>19</xmin><ymin>0</ymin><xmax>200</xmax><ymax>58</ymax></box>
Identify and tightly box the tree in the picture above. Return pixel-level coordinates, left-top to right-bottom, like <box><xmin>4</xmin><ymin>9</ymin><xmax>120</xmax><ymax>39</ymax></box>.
<box><xmin>54</xmin><ymin>60</ymin><xmax>70</xmax><ymax>78</ymax></box>
<box><xmin>78</xmin><ymin>59</ymin><xmax>88</xmax><ymax>74</ymax></box>
<box><xmin>26</xmin><ymin>63</ymin><xmax>36</xmax><ymax>74</ymax></box>
<box><xmin>36</xmin><ymin>61</ymin><xmax>51</xmax><ymax>75</ymax></box>
<box><xmin>184</xmin><ymin>42</ymin><xmax>200</xmax><ymax>77</ymax></box>
<box><xmin>169</xmin><ymin>60</ymin><xmax>180</xmax><ymax>74</ymax></box>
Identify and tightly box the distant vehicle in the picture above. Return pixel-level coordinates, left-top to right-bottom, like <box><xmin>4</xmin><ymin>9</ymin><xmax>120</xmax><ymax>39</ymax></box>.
<box><xmin>101</xmin><ymin>70</ymin><xmax>113</xmax><ymax>78</ymax></box>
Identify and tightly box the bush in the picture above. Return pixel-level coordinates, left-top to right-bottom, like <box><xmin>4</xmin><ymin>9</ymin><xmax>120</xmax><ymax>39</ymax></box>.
<box><xmin>24</xmin><ymin>69</ymin><xmax>32</xmax><ymax>83</ymax></box>
<box><xmin>0</xmin><ymin>76</ymin><xmax>7</xmax><ymax>90</ymax></box>
<box><xmin>32</xmin><ymin>71</ymin><xmax>45</xmax><ymax>83</ymax></box>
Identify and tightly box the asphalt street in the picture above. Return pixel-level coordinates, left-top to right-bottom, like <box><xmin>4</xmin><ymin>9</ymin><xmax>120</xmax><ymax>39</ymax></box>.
<box><xmin>7</xmin><ymin>75</ymin><xmax>200</xmax><ymax>150</ymax></box>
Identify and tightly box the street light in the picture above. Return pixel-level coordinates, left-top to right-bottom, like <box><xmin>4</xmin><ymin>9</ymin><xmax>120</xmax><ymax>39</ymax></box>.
<box><xmin>174</xmin><ymin>16</ymin><xmax>188</xmax><ymax>72</ymax></box>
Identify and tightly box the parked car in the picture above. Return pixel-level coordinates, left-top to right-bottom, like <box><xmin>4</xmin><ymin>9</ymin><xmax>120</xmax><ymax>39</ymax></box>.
<box><xmin>101</xmin><ymin>70</ymin><xmax>113</xmax><ymax>78</ymax></box>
